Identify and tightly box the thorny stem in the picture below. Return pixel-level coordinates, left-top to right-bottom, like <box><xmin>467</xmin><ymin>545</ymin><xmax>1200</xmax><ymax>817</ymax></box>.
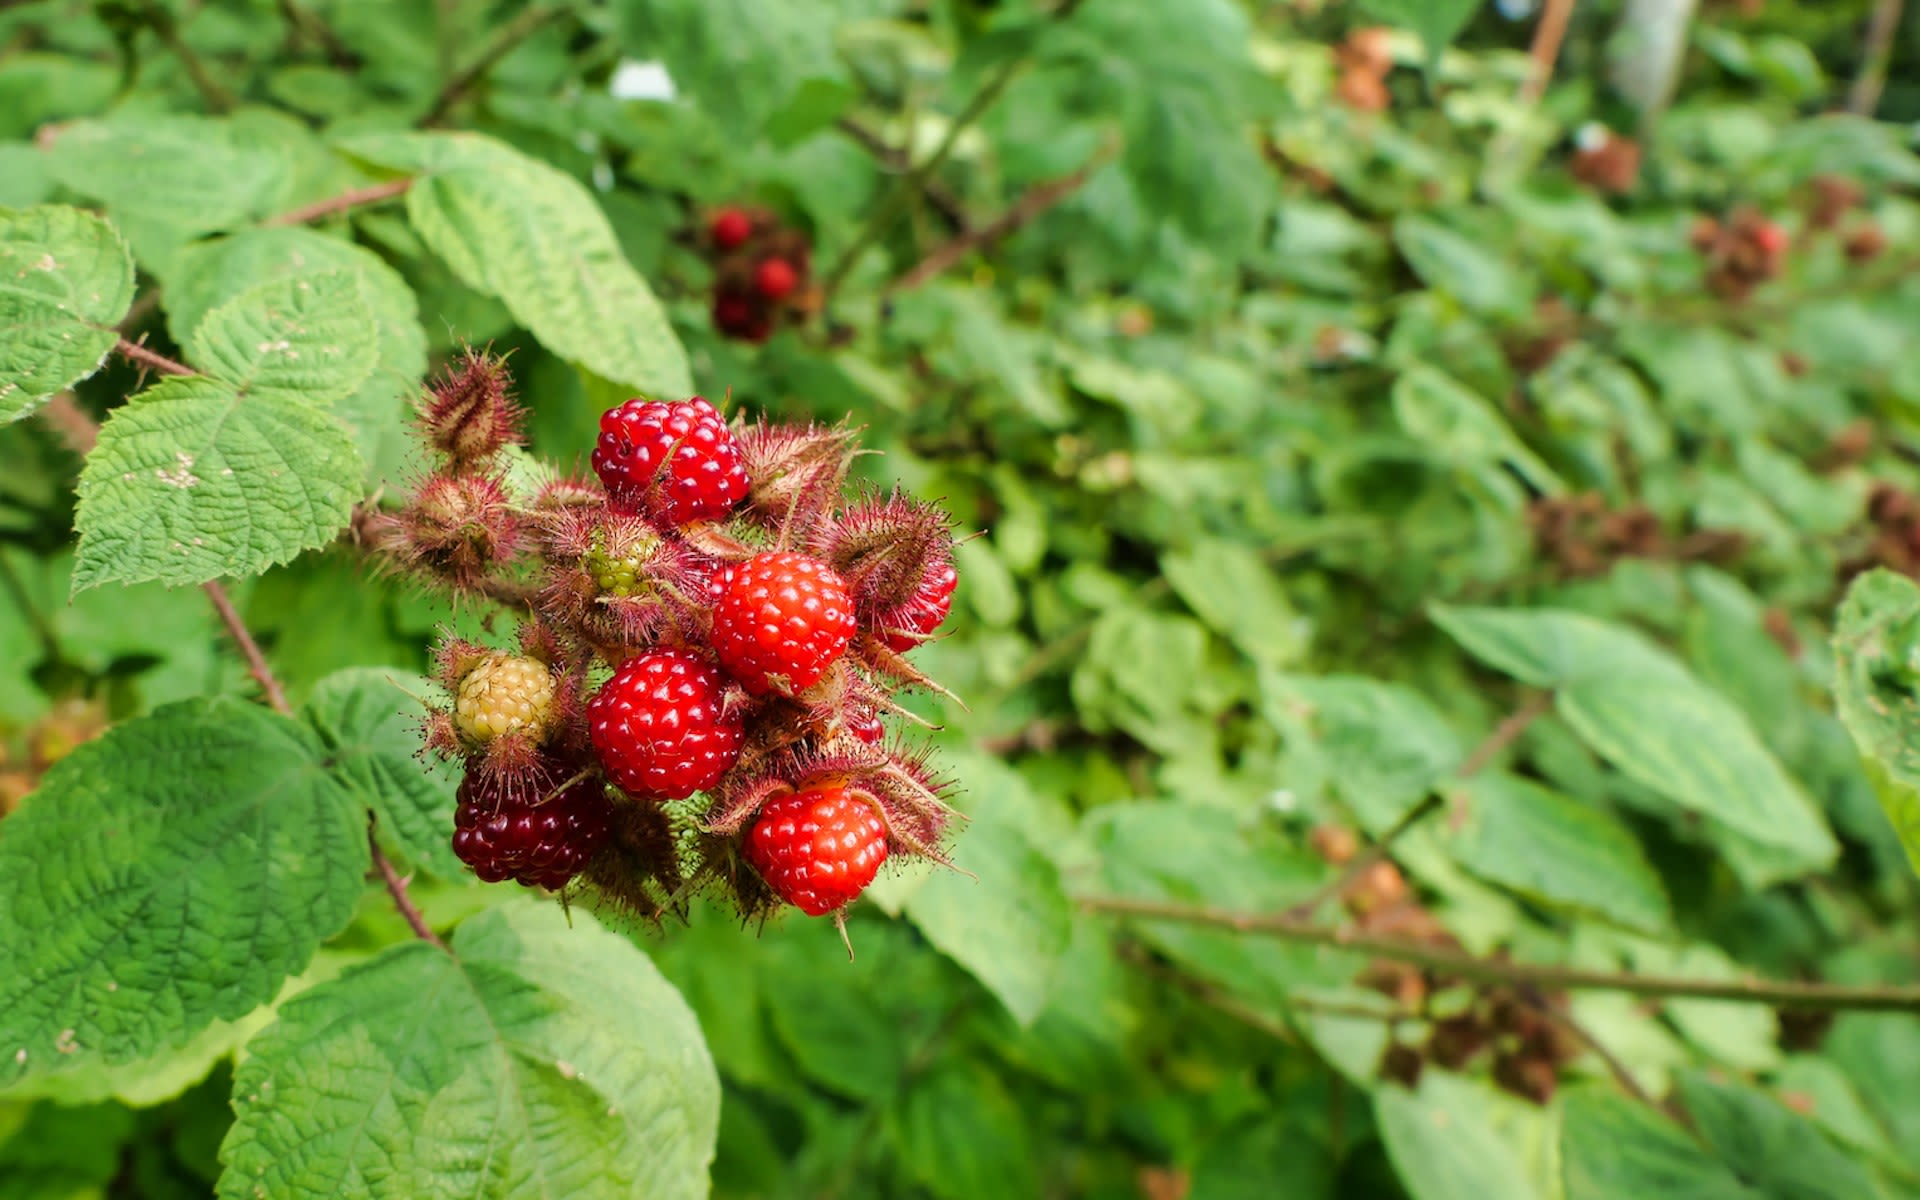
<box><xmin>50</xmin><ymin>354</ymin><xmax>448</xmax><ymax>952</ymax></box>
<box><xmin>263</xmin><ymin>178</ymin><xmax>413</xmax><ymax>227</ymax></box>
<box><xmin>821</xmin><ymin>0</ymin><xmax>1089</xmax><ymax>301</ymax></box>
<box><xmin>1078</xmin><ymin>894</ymin><xmax>1920</xmax><ymax>1013</ymax></box>
<box><xmin>420</xmin><ymin>4</ymin><xmax>570</xmax><ymax>127</ymax></box>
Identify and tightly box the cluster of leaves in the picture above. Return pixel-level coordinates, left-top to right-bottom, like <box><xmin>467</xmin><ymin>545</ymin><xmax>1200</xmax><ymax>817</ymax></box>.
<box><xmin>5</xmin><ymin>0</ymin><xmax>1920</xmax><ymax>1198</ymax></box>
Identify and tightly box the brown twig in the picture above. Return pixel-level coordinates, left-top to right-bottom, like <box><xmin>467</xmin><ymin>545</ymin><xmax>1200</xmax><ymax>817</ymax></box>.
<box><xmin>115</xmin><ymin>338</ymin><xmax>194</xmax><ymax>378</ymax></box>
<box><xmin>40</xmin><ymin>393</ymin><xmax>99</xmax><ymax>455</ymax></box>
<box><xmin>1523</xmin><ymin>989</ymin><xmax>1655</xmax><ymax>1106</ymax></box>
<box><xmin>202</xmin><ymin>580</ymin><xmax>292</xmax><ymax>716</ymax></box>
<box><xmin>1079</xmin><ymin>894</ymin><xmax>1920</xmax><ymax>1013</ymax></box>
<box><xmin>1848</xmin><ymin>0</ymin><xmax>1906</xmax><ymax>116</ymax></box>
<box><xmin>368</xmin><ymin>820</ymin><xmax>448</xmax><ymax>949</ymax></box>
<box><xmin>1518</xmin><ymin>0</ymin><xmax>1577</xmax><ymax>106</ymax></box>
<box><xmin>886</xmin><ymin>143</ymin><xmax>1117</xmax><ymax>295</ymax></box>
<box><xmin>263</xmin><ymin>178</ymin><xmax>413</xmax><ymax>227</ymax></box>
<box><xmin>834</xmin><ymin>116</ymin><xmax>971</xmax><ymax>230</ymax></box>
<box><xmin>1283</xmin><ymin>690</ymin><xmax>1553</xmax><ymax>919</ymax></box>
<box><xmin>419</xmin><ymin>3</ymin><xmax>569</xmax><ymax>127</ymax></box>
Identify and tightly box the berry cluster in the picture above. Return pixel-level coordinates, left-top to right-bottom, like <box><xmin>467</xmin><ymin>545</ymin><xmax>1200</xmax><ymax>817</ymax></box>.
<box><xmin>704</xmin><ymin>205</ymin><xmax>814</xmax><ymax>343</ymax></box>
<box><xmin>364</xmin><ymin>351</ymin><xmax>962</xmax><ymax>930</ymax></box>
<box><xmin>1690</xmin><ymin>207</ymin><xmax>1790</xmax><ymax>301</ymax></box>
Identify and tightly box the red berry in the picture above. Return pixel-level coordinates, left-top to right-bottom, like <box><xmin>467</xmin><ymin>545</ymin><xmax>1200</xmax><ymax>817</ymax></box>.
<box><xmin>452</xmin><ymin>762</ymin><xmax>612</xmax><ymax>890</ymax></box>
<box><xmin>848</xmin><ymin>707</ymin><xmax>884</xmax><ymax>744</ymax></box>
<box><xmin>710</xmin><ymin>207</ymin><xmax>752</xmax><ymax>250</ymax></box>
<box><xmin>1756</xmin><ymin>222</ymin><xmax>1789</xmax><ymax>257</ymax></box>
<box><xmin>879</xmin><ymin>560</ymin><xmax>958</xmax><ymax>653</ymax></box>
<box><xmin>745</xmin><ymin>785</ymin><xmax>888</xmax><ymax>915</ymax></box>
<box><xmin>754</xmin><ymin>258</ymin><xmax>798</xmax><ymax>302</ymax></box>
<box><xmin>713</xmin><ymin>291</ymin><xmax>758</xmax><ymax>335</ymax></box>
<box><xmin>588</xmin><ymin>650</ymin><xmax>745</xmax><ymax>800</ymax></box>
<box><xmin>710</xmin><ymin>551</ymin><xmax>857</xmax><ymax>695</ymax></box>
<box><xmin>592</xmin><ymin>396</ymin><xmax>749</xmax><ymax>524</ymax></box>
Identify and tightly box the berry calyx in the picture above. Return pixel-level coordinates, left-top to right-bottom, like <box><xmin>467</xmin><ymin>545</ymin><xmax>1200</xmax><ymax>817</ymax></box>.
<box><xmin>879</xmin><ymin>560</ymin><xmax>958</xmax><ymax>653</ymax></box>
<box><xmin>710</xmin><ymin>551</ymin><xmax>857</xmax><ymax>695</ymax></box>
<box><xmin>754</xmin><ymin>258</ymin><xmax>798</xmax><ymax>302</ymax></box>
<box><xmin>710</xmin><ymin>207</ymin><xmax>753</xmax><ymax>250</ymax></box>
<box><xmin>592</xmin><ymin>396</ymin><xmax>750</xmax><ymax>525</ymax></box>
<box><xmin>455</xmin><ymin>654</ymin><xmax>556</xmax><ymax>744</ymax></box>
<box><xmin>452</xmin><ymin>762</ymin><xmax>612</xmax><ymax>889</ymax></box>
<box><xmin>745</xmin><ymin>784</ymin><xmax>889</xmax><ymax>915</ymax></box>
<box><xmin>588</xmin><ymin>649</ymin><xmax>745</xmax><ymax>799</ymax></box>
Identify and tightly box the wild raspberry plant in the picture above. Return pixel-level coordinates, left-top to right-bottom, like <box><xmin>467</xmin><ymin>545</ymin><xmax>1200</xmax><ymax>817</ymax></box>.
<box><xmin>365</xmin><ymin>352</ymin><xmax>963</xmax><ymax>934</ymax></box>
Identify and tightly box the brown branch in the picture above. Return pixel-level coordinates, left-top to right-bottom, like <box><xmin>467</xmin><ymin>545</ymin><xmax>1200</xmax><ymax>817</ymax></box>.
<box><xmin>263</xmin><ymin>178</ymin><xmax>413</xmax><ymax>227</ymax></box>
<box><xmin>886</xmin><ymin>143</ymin><xmax>1116</xmax><ymax>295</ymax></box>
<box><xmin>40</xmin><ymin>393</ymin><xmax>98</xmax><ymax>455</ymax></box>
<box><xmin>202</xmin><ymin>581</ymin><xmax>292</xmax><ymax>716</ymax></box>
<box><xmin>1078</xmin><ymin>894</ymin><xmax>1920</xmax><ymax>1013</ymax></box>
<box><xmin>420</xmin><ymin>3</ymin><xmax>569</xmax><ymax>127</ymax></box>
<box><xmin>834</xmin><ymin>116</ymin><xmax>970</xmax><ymax>230</ymax></box>
<box><xmin>1848</xmin><ymin>0</ymin><xmax>1906</xmax><ymax>116</ymax></box>
<box><xmin>369</xmin><ymin>820</ymin><xmax>448</xmax><ymax>949</ymax></box>
<box><xmin>1524</xmin><ymin>990</ymin><xmax>1656</xmax><ymax>1106</ymax></box>
<box><xmin>1518</xmin><ymin>0</ymin><xmax>1577</xmax><ymax>106</ymax></box>
<box><xmin>114</xmin><ymin>338</ymin><xmax>194</xmax><ymax>378</ymax></box>
<box><xmin>1283</xmin><ymin>690</ymin><xmax>1553</xmax><ymax>920</ymax></box>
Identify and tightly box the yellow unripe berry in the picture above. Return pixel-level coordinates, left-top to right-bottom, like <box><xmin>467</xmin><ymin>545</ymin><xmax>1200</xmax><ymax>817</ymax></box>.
<box><xmin>454</xmin><ymin>654</ymin><xmax>555</xmax><ymax>744</ymax></box>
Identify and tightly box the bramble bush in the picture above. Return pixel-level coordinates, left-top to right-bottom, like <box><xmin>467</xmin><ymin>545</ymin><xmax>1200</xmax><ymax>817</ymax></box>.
<box><xmin>5</xmin><ymin>0</ymin><xmax>1920</xmax><ymax>1197</ymax></box>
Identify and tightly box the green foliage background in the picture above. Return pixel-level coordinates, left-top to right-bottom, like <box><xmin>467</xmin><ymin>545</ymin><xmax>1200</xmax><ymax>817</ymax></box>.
<box><xmin>4</xmin><ymin>0</ymin><xmax>1920</xmax><ymax>1197</ymax></box>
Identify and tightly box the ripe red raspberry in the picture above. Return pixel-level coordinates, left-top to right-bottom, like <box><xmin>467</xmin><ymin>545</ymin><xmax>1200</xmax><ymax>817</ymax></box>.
<box><xmin>745</xmin><ymin>785</ymin><xmax>888</xmax><ymax>915</ymax></box>
<box><xmin>588</xmin><ymin>649</ymin><xmax>745</xmax><ymax>799</ymax></box>
<box><xmin>592</xmin><ymin>396</ymin><xmax>749</xmax><ymax>525</ymax></box>
<box><xmin>710</xmin><ymin>207</ymin><xmax>752</xmax><ymax>250</ymax></box>
<box><xmin>754</xmin><ymin>258</ymin><xmax>798</xmax><ymax>302</ymax></box>
<box><xmin>452</xmin><ymin>764</ymin><xmax>612</xmax><ymax>889</ymax></box>
<box><xmin>710</xmin><ymin>551</ymin><xmax>857</xmax><ymax>695</ymax></box>
<box><xmin>879</xmin><ymin>560</ymin><xmax>958</xmax><ymax>653</ymax></box>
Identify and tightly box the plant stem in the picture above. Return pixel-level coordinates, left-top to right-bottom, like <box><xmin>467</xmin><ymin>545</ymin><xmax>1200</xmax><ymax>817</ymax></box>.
<box><xmin>821</xmin><ymin>0</ymin><xmax>1087</xmax><ymax>301</ymax></box>
<box><xmin>886</xmin><ymin>141</ymin><xmax>1116</xmax><ymax>295</ymax></box>
<box><xmin>263</xmin><ymin>178</ymin><xmax>413</xmax><ymax>227</ymax></box>
<box><xmin>1283</xmin><ymin>690</ymin><xmax>1553</xmax><ymax>919</ymax></box>
<box><xmin>1848</xmin><ymin>0</ymin><xmax>1906</xmax><ymax>116</ymax></box>
<box><xmin>420</xmin><ymin>3</ymin><xmax>569</xmax><ymax>127</ymax></box>
<box><xmin>114</xmin><ymin>338</ymin><xmax>194</xmax><ymax>378</ymax></box>
<box><xmin>834</xmin><ymin>116</ymin><xmax>971</xmax><ymax>229</ymax></box>
<box><xmin>1519</xmin><ymin>0</ymin><xmax>1577</xmax><ymax>106</ymax></box>
<box><xmin>146</xmin><ymin>2</ymin><xmax>235</xmax><ymax>114</ymax></box>
<box><xmin>1078</xmin><ymin>894</ymin><xmax>1920</xmax><ymax>1013</ymax></box>
<box><xmin>368</xmin><ymin>820</ymin><xmax>448</xmax><ymax>949</ymax></box>
<box><xmin>1525</xmin><ymin>989</ymin><xmax>1655</xmax><ymax>1106</ymax></box>
<box><xmin>202</xmin><ymin>581</ymin><xmax>292</xmax><ymax>716</ymax></box>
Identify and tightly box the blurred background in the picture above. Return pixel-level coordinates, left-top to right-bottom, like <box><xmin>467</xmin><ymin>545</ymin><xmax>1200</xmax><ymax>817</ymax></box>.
<box><xmin>5</xmin><ymin>0</ymin><xmax>1920</xmax><ymax>1197</ymax></box>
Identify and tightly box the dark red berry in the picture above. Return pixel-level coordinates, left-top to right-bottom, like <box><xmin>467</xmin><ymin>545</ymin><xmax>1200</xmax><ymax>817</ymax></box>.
<box><xmin>452</xmin><ymin>762</ymin><xmax>612</xmax><ymax>890</ymax></box>
<box><xmin>592</xmin><ymin>395</ymin><xmax>750</xmax><ymax>524</ymax></box>
<box><xmin>754</xmin><ymin>258</ymin><xmax>798</xmax><ymax>302</ymax></box>
<box><xmin>589</xmin><ymin>649</ymin><xmax>745</xmax><ymax>799</ymax></box>
<box><xmin>710</xmin><ymin>207</ymin><xmax>752</xmax><ymax>250</ymax></box>
<box><xmin>710</xmin><ymin>551</ymin><xmax>857</xmax><ymax>696</ymax></box>
<box><xmin>879</xmin><ymin>560</ymin><xmax>958</xmax><ymax>653</ymax></box>
<box><xmin>745</xmin><ymin>784</ymin><xmax>888</xmax><ymax>915</ymax></box>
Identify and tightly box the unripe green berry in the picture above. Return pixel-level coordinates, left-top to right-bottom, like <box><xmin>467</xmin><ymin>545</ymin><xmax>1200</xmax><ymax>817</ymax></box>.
<box><xmin>455</xmin><ymin>654</ymin><xmax>556</xmax><ymax>744</ymax></box>
<box><xmin>585</xmin><ymin>547</ymin><xmax>645</xmax><ymax>596</ymax></box>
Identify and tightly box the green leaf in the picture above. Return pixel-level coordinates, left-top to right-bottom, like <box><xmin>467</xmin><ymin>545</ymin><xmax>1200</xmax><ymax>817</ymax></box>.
<box><xmin>1162</xmin><ymin>538</ymin><xmax>1307</xmax><ymax>667</ymax></box>
<box><xmin>218</xmin><ymin>900</ymin><xmax>720</xmax><ymax>1200</ymax></box>
<box><xmin>1189</xmin><ymin>1117</ymin><xmax>1337</xmax><ymax>1200</ymax></box>
<box><xmin>302</xmin><ymin>668</ymin><xmax>464</xmax><ymax>881</ymax></box>
<box><xmin>1675</xmin><ymin>1071</ymin><xmax>1883</xmax><ymax>1199</ymax></box>
<box><xmin>187</xmin><ymin>271</ymin><xmax>379</xmax><ymax>406</ymax></box>
<box><xmin>0</xmin><ymin>205</ymin><xmax>135</xmax><ymax>422</ymax></box>
<box><xmin>1433</xmin><ymin>605</ymin><xmax>1837</xmax><ymax>862</ymax></box>
<box><xmin>71</xmin><ymin>375</ymin><xmax>363</xmax><ymax>590</ymax></box>
<box><xmin>1561</xmin><ymin>1088</ymin><xmax>1756</xmax><ymax>1200</ymax></box>
<box><xmin>1392</xmin><ymin>367</ymin><xmax>1563</xmax><ymax>495</ymax></box>
<box><xmin>1451</xmin><ymin>774</ymin><xmax>1671</xmax><ymax>934</ymax></box>
<box><xmin>614</xmin><ymin>0</ymin><xmax>842</xmax><ymax>137</ymax></box>
<box><xmin>337</xmin><ymin>132</ymin><xmax>690</xmax><ymax>399</ymax></box>
<box><xmin>903</xmin><ymin>780</ymin><xmax>1072</xmax><ymax>1027</ymax></box>
<box><xmin>1393</xmin><ymin>213</ymin><xmax>1532</xmax><ymax>315</ymax></box>
<box><xmin>42</xmin><ymin>115</ymin><xmax>290</xmax><ymax>237</ymax></box>
<box><xmin>0</xmin><ymin>699</ymin><xmax>367</xmax><ymax>1088</ymax></box>
<box><xmin>888</xmin><ymin>1062</ymin><xmax>1039</xmax><ymax>1200</ymax></box>
<box><xmin>1830</xmin><ymin>569</ymin><xmax>1920</xmax><ymax>875</ymax></box>
<box><xmin>1358</xmin><ymin>0</ymin><xmax>1483</xmax><ymax>60</ymax></box>
<box><xmin>1376</xmin><ymin>1074</ymin><xmax>1540</xmax><ymax>1200</ymax></box>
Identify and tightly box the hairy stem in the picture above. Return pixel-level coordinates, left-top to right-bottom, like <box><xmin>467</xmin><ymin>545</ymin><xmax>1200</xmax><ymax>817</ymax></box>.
<box><xmin>263</xmin><ymin>178</ymin><xmax>413</xmax><ymax>227</ymax></box>
<box><xmin>1078</xmin><ymin>894</ymin><xmax>1920</xmax><ymax>1013</ymax></box>
<box><xmin>115</xmin><ymin>338</ymin><xmax>194</xmax><ymax>378</ymax></box>
<box><xmin>369</xmin><ymin>820</ymin><xmax>448</xmax><ymax>949</ymax></box>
